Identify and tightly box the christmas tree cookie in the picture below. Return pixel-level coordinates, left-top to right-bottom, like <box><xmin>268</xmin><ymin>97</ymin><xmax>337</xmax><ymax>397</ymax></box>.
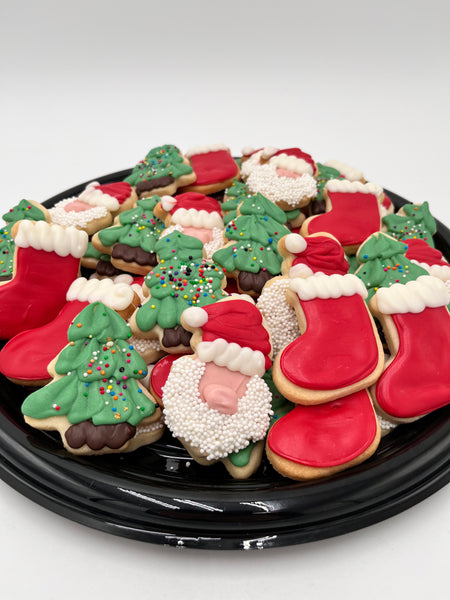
<box><xmin>212</xmin><ymin>193</ymin><xmax>291</xmax><ymax>296</ymax></box>
<box><xmin>91</xmin><ymin>195</ymin><xmax>166</xmax><ymax>275</ymax></box>
<box><xmin>21</xmin><ymin>302</ymin><xmax>164</xmax><ymax>455</ymax></box>
<box><xmin>354</xmin><ymin>232</ymin><xmax>429</xmax><ymax>300</ymax></box>
<box><xmin>382</xmin><ymin>201</ymin><xmax>436</xmax><ymax>247</ymax></box>
<box><xmin>0</xmin><ymin>199</ymin><xmax>50</xmax><ymax>281</ymax></box>
<box><xmin>124</xmin><ymin>145</ymin><xmax>195</xmax><ymax>198</ymax></box>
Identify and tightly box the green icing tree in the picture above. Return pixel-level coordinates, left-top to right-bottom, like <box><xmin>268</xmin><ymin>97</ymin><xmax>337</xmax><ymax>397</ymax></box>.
<box><xmin>124</xmin><ymin>145</ymin><xmax>193</xmax><ymax>187</ymax></box>
<box><xmin>135</xmin><ymin>258</ymin><xmax>227</xmax><ymax>333</ymax></box>
<box><xmin>355</xmin><ymin>232</ymin><xmax>428</xmax><ymax>299</ymax></box>
<box><xmin>97</xmin><ymin>195</ymin><xmax>165</xmax><ymax>253</ymax></box>
<box><xmin>156</xmin><ymin>230</ymin><xmax>204</xmax><ymax>263</ymax></box>
<box><xmin>22</xmin><ymin>303</ymin><xmax>156</xmax><ymax>426</ymax></box>
<box><xmin>382</xmin><ymin>202</ymin><xmax>437</xmax><ymax>248</ymax></box>
<box><xmin>0</xmin><ymin>199</ymin><xmax>48</xmax><ymax>279</ymax></box>
<box><xmin>213</xmin><ymin>193</ymin><xmax>291</xmax><ymax>285</ymax></box>
<box><xmin>222</xmin><ymin>179</ymin><xmax>253</xmax><ymax>225</ymax></box>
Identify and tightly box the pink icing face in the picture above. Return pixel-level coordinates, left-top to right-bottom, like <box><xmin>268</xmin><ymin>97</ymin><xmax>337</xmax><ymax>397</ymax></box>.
<box><xmin>198</xmin><ymin>362</ymin><xmax>251</xmax><ymax>415</ymax></box>
<box><xmin>64</xmin><ymin>200</ymin><xmax>92</xmax><ymax>213</ymax></box>
<box><xmin>181</xmin><ymin>226</ymin><xmax>214</xmax><ymax>244</ymax></box>
<box><xmin>275</xmin><ymin>168</ymin><xmax>303</xmax><ymax>179</ymax></box>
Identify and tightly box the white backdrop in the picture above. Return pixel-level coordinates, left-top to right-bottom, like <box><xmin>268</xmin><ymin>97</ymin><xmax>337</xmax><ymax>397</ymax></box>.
<box><xmin>0</xmin><ymin>1</ymin><xmax>449</xmax><ymax>599</ymax></box>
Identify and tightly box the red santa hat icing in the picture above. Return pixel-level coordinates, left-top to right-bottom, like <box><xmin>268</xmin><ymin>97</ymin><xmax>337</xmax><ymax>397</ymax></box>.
<box><xmin>284</xmin><ymin>233</ymin><xmax>349</xmax><ymax>278</ymax></box>
<box><xmin>160</xmin><ymin>192</ymin><xmax>223</xmax><ymax>229</ymax></box>
<box><xmin>182</xmin><ymin>297</ymin><xmax>272</xmax><ymax>376</ymax></box>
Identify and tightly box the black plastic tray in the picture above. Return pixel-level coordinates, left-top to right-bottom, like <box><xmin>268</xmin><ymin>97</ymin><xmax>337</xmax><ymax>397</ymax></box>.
<box><xmin>0</xmin><ymin>171</ymin><xmax>449</xmax><ymax>550</ymax></box>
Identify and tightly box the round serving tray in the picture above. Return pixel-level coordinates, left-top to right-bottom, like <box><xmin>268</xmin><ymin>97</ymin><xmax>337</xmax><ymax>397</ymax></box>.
<box><xmin>0</xmin><ymin>171</ymin><xmax>449</xmax><ymax>550</ymax></box>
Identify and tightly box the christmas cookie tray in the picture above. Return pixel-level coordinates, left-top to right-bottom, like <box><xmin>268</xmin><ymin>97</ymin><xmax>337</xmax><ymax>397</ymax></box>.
<box><xmin>0</xmin><ymin>169</ymin><xmax>449</xmax><ymax>551</ymax></box>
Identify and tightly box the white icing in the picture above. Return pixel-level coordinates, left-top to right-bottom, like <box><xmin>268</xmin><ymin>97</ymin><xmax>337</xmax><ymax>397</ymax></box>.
<box><xmin>14</xmin><ymin>220</ymin><xmax>88</xmax><ymax>258</ymax></box>
<box><xmin>323</xmin><ymin>160</ymin><xmax>364</xmax><ymax>182</ymax></box>
<box><xmin>256</xmin><ymin>277</ymin><xmax>300</xmax><ymax>357</ymax></box>
<box><xmin>182</xmin><ymin>306</ymin><xmax>209</xmax><ymax>328</ymax></box>
<box><xmin>246</xmin><ymin>163</ymin><xmax>317</xmax><ymax>207</ymax></box>
<box><xmin>261</xmin><ymin>146</ymin><xmax>279</xmax><ymax>159</ymax></box>
<box><xmin>49</xmin><ymin>198</ymin><xmax>109</xmax><ymax>229</ymax></box>
<box><xmin>374</xmin><ymin>275</ymin><xmax>450</xmax><ymax>314</ymax></box>
<box><xmin>240</xmin><ymin>150</ymin><xmax>265</xmax><ymax>179</ymax></box>
<box><xmin>66</xmin><ymin>277</ymin><xmax>134</xmax><ymax>310</ymax></box>
<box><xmin>270</xmin><ymin>154</ymin><xmax>314</xmax><ymax>176</ymax></box>
<box><xmin>325</xmin><ymin>179</ymin><xmax>383</xmax><ymax>197</ymax></box>
<box><xmin>78</xmin><ymin>182</ymin><xmax>120</xmax><ymax>211</ymax></box>
<box><xmin>410</xmin><ymin>260</ymin><xmax>450</xmax><ymax>282</ymax></box>
<box><xmin>241</xmin><ymin>146</ymin><xmax>257</xmax><ymax>157</ymax></box>
<box><xmin>203</xmin><ymin>227</ymin><xmax>225</xmax><ymax>260</ymax></box>
<box><xmin>184</xmin><ymin>143</ymin><xmax>230</xmax><ymax>158</ymax></box>
<box><xmin>171</xmin><ymin>208</ymin><xmax>223</xmax><ymax>229</ymax></box>
<box><xmin>196</xmin><ymin>339</ymin><xmax>266</xmax><ymax>377</ymax></box>
<box><xmin>290</xmin><ymin>272</ymin><xmax>368</xmax><ymax>301</ymax></box>
<box><xmin>284</xmin><ymin>233</ymin><xmax>307</xmax><ymax>254</ymax></box>
<box><xmin>289</xmin><ymin>263</ymin><xmax>314</xmax><ymax>279</ymax></box>
<box><xmin>161</xmin><ymin>195</ymin><xmax>177</xmax><ymax>212</ymax></box>
<box><xmin>162</xmin><ymin>356</ymin><xmax>272</xmax><ymax>461</ymax></box>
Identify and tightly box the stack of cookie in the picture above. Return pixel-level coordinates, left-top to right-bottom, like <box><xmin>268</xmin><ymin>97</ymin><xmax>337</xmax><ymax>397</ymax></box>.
<box><xmin>0</xmin><ymin>142</ymin><xmax>449</xmax><ymax>481</ymax></box>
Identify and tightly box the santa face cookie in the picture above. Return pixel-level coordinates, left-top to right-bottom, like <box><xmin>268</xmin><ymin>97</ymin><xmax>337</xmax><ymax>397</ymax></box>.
<box><xmin>180</xmin><ymin>144</ymin><xmax>240</xmax><ymax>194</ymax></box>
<box><xmin>124</xmin><ymin>145</ymin><xmax>196</xmax><ymax>199</ymax></box>
<box><xmin>21</xmin><ymin>302</ymin><xmax>164</xmax><ymax>455</ymax></box>
<box><xmin>161</xmin><ymin>296</ymin><xmax>273</xmax><ymax>479</ymax></box>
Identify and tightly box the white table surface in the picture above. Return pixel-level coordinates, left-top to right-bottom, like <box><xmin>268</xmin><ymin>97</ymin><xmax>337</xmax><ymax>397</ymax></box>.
<box><xmin>0</xmin><ymin>1</ymin><xmax>449</xmax><ymax>599</ymax></box>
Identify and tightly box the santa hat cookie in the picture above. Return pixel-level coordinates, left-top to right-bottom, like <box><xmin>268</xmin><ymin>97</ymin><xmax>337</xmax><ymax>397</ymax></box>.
<box><xmin>161</xmin><ymin>296</ymin><xmax>273</xmax><ymax>479</ymax></box>
<box><xmin>279</xmin><ymin>232</ymin><xmax>349</xmax><ymax>278</ymax></box>
<box><xmin>180</xmin><ymin>144</ymin><xmax>240</xmax><ymax>194</ymax></box>
<box><xmin>369</xmin><ymin>276</ymin><xmax>450</xmax><ymax>422</ymax></box>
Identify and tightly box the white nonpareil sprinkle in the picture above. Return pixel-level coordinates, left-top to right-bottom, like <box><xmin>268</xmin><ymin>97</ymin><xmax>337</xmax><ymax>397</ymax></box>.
<box><xmin>162</xmin><ymin>357</ymin><xmax>273</xmax><ymax>461</ymax></box>
<box><xmin>246</xmin><ymin>164</ymin><xmax>317</xmax><ymax>207</ymax></box>
<box><xmin>49</xmin><ymin>198</ymin><xmax>109</xmax><ymax>228</ymax></box>
<box><xmin>257</xmin><ymin>278</ymin><xmax>300</xmax><ymax>356</ymax></box>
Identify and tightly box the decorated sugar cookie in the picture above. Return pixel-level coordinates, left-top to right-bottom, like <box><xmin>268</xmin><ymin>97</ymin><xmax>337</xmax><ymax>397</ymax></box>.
<box><xmin>272</xmin><ymin>272</ymin><xmax>384</xmax><ymax>405</ymax></box>
<box><xmin>382</xmin><ymin>201</ymin><xmax>436</xmax><ymax>247</ymax></box>
<box><xmin>301</xmin><ymin>180</ymin><xmax>384</xmax><ymax>254</ymax></box>
<box><xmin>124</xmin><ymin>145</ymin><xmax>196</xmax><ymax>198</ymax></box>
<box><xmin>369</xmin><ymin>276</ymin><xmax>450</xmax><ymax>422</ymax></box>
<box><xmin>21</xmin><ymin>302</ymin><xmax>164</xmax><ymax>455</ymax></box>
<box><xmin>154</xmin><ymin>192</ymin><xmax>225</xmax><ymax>259</ymax></box>
<box><xmin>0</xmin><ymin>221</ymin><xmax>88</xmax><ymax>340</ymax></box>
<box><xmin>162</xmin><ymin>296</ymin><xmax>273</xmax><ymax>479</ymax></box>
<box><xmin>266</xmin><ymin>389</ymin><xmax>381</xmax><ymax>480</ymax></box>
<box><xmin>0</xmin><ymin>277</ymin><xmax>140</xmax><ymax>386</ymax></box>
<box><xmin>180</xmin><ymin>144</ymin><xmax>240</xmax><ymax>194</ymax></box>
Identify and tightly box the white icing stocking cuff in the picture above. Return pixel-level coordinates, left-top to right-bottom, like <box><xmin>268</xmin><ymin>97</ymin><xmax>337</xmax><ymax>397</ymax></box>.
<box><xmin>325</xmin><ymin>179</ymin><xmax>382</xmax><ymax>197</ymax></box>
<box><xmin>323</xmin><ymin>160</ymin><xmax>364</xmax><ymax>182</ymax></box>
<box><xmin>66</xmin><ymin>277</ymin><xmax>135</xmax><ymax>311</ymax></box>
<box><xmin>14</xmin><ymin>221</ymin><xmax>88</xmax><ymax>258</ymax></box>
<box><xmin>374</xmin><ymin>276</ymin><xmax>450</xmax><ymax>314</ymax></box>
<box><xmin>290</xmin><ymin>272</ymin><xmax>368</xmax><ymax>301</ymax></box>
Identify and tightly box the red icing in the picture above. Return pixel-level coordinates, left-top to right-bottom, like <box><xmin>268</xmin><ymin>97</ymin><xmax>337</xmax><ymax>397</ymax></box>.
<box><xmin>280</xmin><ymin>295</ymin><xmax>379</xmax><ymax>390</ymax></box>
<box><xmin>0</xmin><ymin>247</ymin><xmax>82</xmax><ymax>339</ymax></box>
<box><xmin>173</xmin><ymin>192</ymin><xmax>222</xmax><ymax>214</ymax></box>
<box><xmin>376</xmin><ymin>307</ymin><xmax>450</xmax><ymax>418</ymax></box>
<box><xmin>94</xmin><ymin>182</ymin><xmax>133</xmax><ymax>204</ymax></box>
<box><xmin>189</xmin><ymin>150</ymin><xmax>238</xmax><ymax>186</ymax></box>
<box><xmin>150</xmin><ymin>354</ymin><xmax>182</xmax><ymax>400</ymax></box>
<box><xmin>267</xmin><ymin>390</ymin><xmax>377</xmax><ymax>467</ymax></box>
<box><xmin>307</xmin><ymin>191</ymin><xmax>380</xmax><ymax>247</ymax></box>
<box><xmin>0</xmin><ymin>300</ymin><xmax>88</xmax><ymax>381</ymax></box>
<box><xmin>273</xmin><ymin>148</ymin><xmax>317</xmax><ymax>174</ymax></box>
<box><xmin>291</xmin><ymin>235</ymin><xmax>349</xmax><ymax>276</ymax></box>
<box><xmin>200</xmin><ymin>299</ymin><xmax>272</xmax><ymax>370</ymax></box>
<box><xmin>382</xmin><ymin>194</ymin><xmax>393</xmax><ymax>212</ymax></box>
<box><xmin>405</xmin><ymin>238</ymin><xmax>448</xmax><ymax>267</ymax></box>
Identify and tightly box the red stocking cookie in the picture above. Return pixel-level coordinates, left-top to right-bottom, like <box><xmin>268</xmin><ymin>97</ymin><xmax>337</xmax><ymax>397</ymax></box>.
<box><xmin>0</xmin><ymin>277</ymin><xmax>139</xmax><ymax>386</ymax></box>
<box><xmin>162</xmin><ymin>296</ymin><xmax>273</xmax><ymax>479</ymax></box>
<box><xmin>0</xmin><ymin>221</ymin><xmax>88</xmax><ymax>339</ymax></box>
<box><xmin>272</xmin><ymin>272</ymin><xmax>384</xmax><ymax>404</ymax></box>
<box><xmin>181</xmin><ymin>144</ymin><xmax>240</xmax><ymax>194</ymax></box>
<box><xmin>266</xmin><ymin>389</ymin><xmax>381</xmax><ymax>480</ymax></box>
<box><xmin>369</xmin><ymin>275</ymin><xmax>450</xmax><ymax>422</ymax></box>
<box><xmin>301</xmin><ymin>180</ymin><xmax>384</xmax><ymax>254</ymax></box>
